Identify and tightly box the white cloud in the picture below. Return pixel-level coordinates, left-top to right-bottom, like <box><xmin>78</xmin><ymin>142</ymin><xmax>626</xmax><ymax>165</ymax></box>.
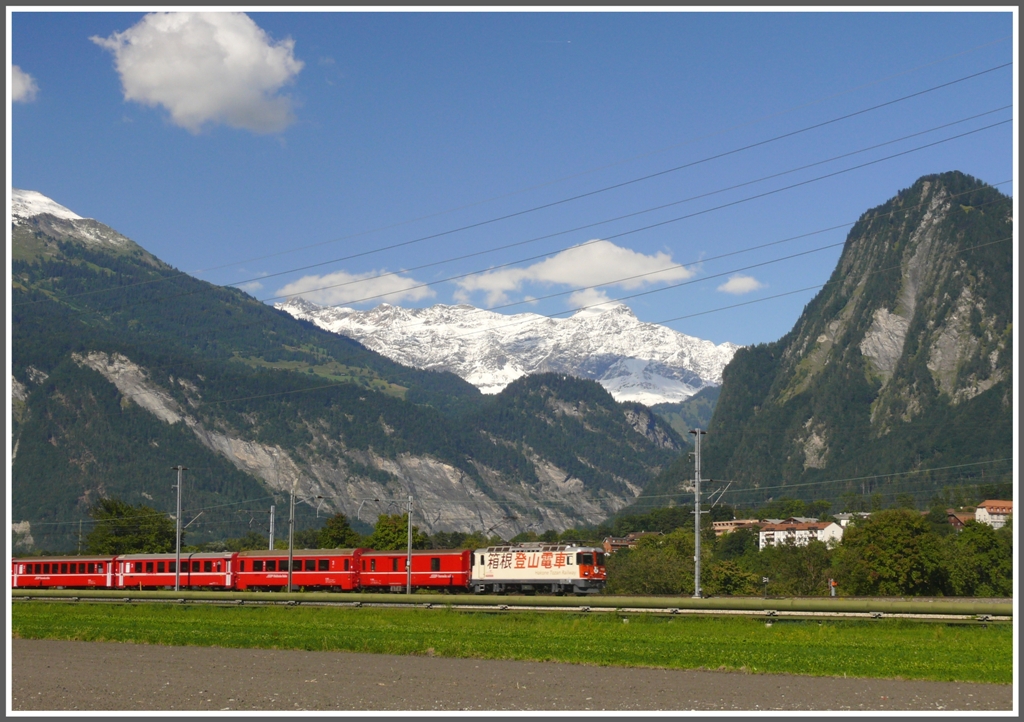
<box><xmin>91</xmin><ymin>12</ymin><xmax>304</xmax><ymax>134</ymax></box>
<box><xmin>236</xmin><ymin>280</ymin><xmax>264</xmax><ymax>293</ymax></box>
<box><xmin>567</xmin><ymin>287</ymin><xmax>617</xmax><ymax>311</ymax></box>
<box><xmin>717</xmin><ymin>275</ymin><xmax>766</xmax><ymax>295</ymax></box>
<box><xmin>12</xmin><ymin>66</ymin><xmax>39</xmax><ymax>103</ymax></box>
<box><xmin>456</xmin><ymin>240</ymin><xmax>696</xmax><ymax>306</ymax></box>
<box><xmin>275</xmin><ymin>269</ymin><xmax>435</xmax><ymax>306</ymax></box>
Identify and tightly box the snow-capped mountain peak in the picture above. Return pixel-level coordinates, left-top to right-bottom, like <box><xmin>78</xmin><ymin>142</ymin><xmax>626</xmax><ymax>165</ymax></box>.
<box><xmin>276</xmin><ymin>298</ymin><xmax>740</xmax><ymax>406</ymax></box>
<box><xmin>11</xmin><ymin>189</ymin><xmax>85</xmax><ymax>225</ymax></box>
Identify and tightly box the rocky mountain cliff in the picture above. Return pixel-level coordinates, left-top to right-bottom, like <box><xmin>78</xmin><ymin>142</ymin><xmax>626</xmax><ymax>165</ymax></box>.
<box><xmin>11</xmin><ymin>191</ymin><xmax>684</xmax><ymax>551</ymax></box>
<box><xmin>275</xmin><ymin>298</ymin><xmax>739</xmax><ymax>406</ymax></box>
<box><xmin>688</xmin><ymin>172</ymin><xmax>1013</xmax><ymax>508</ymax></box>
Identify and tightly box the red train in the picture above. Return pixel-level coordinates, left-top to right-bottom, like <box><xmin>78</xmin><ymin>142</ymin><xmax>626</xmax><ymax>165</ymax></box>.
<box><xmin>11</xmin><ymin>543</ymin><xmax>606</xmax><ymax>595</ymax></box>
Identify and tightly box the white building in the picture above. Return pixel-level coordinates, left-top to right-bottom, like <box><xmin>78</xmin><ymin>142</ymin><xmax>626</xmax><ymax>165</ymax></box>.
<box><xmin>832</xmin><ymin>512</ymin><xmax>871</xmax><ymax>528</ymax></box>
<box><xmin>758</xmin><ymin>519</ymin><xmax>844</xmax><ymax>549</ymax></box>
<box><xmin>974</xmin><ymin>500</ymin><xmax>1012</xmax><ymax>529</ymax></box>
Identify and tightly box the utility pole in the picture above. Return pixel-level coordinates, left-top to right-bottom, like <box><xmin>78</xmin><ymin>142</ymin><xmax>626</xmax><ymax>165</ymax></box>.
<box><xmin>689</xmin><ymin>429</ymin><xmax>706</xmax><ymax>599</ymax></box>
<box><xmin>287</xmin><ymin>480</ymin><xmax>296</xmax><ymax>593</ymax></box>
<box><xmin>271</xmin><ymin>450</ymin><xmax>279</xmax><ymax>551</ymax></box>
<box><xmin>406</xmin><ymin>495</ymin><xmax>413</xmax><ymax>595</ymax></box>
<box><xmin>171</xmin><ymin>465</ymin><xmax>188</xmax><ymax>592</ymax></box>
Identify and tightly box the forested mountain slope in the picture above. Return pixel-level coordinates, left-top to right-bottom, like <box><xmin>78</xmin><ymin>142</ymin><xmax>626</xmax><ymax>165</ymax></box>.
<box><xmin>626</xmin><ymin>172</ymin><xmax>1012</xmax><ymax>512</ymax></box>
<box><xmin>11</xmin><ymin>194</ymin><xmax>683</xmax><ymax>551</ymax></box>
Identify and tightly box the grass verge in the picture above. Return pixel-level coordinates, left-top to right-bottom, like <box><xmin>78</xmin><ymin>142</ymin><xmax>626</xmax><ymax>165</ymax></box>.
<box><xmin>11</xmin><ymin>602</ymin><xmax>1011</xmax><ymax>684</ymax></box>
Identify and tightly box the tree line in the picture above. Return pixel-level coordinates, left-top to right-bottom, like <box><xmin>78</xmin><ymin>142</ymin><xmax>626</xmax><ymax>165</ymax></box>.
<box><xmin>45</xmin><ymin>496</ymin><xmax>1013</xmax><ymax>599</ymax></box>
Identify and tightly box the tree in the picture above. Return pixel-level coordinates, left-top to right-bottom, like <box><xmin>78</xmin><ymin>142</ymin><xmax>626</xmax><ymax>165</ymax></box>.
<box><xmin>714</xmin><ymin>527</ymin><xmax>759</xmax><ymax>561</ymax></box>
<box><xmin>367</xmin><ymin>513</ymin><xmax>429</xmax><ymax>551</ymax></box>
<box><xmin>749</xmin><ymin>540</ymin><xmax>834</xmax><ymax>597</ymax></box>
<box><xmin>831</xmin><ymin>508</ymin><xmax>946</xmax><ymax>596</ymax></box>
<box><xmin>705</xmin><ymin>560</ymin><xmax>760</xmax><ymax>596</ymax></box>
<box><xmin>223</xmin><ymin>530</ymin><xmax>268</xmax><ymax>551</ymax></box>
<box><xmin>318</xmin><ymin>513</ymin><xmax>363</xmax><ymax>549</ymax></box>
<box><xmin>85</xmin><ymin>498</ymin><xmax>176</xmax><ymax>555</ymax></box>
<box><xmin>946</xmin><ymin>520</ymin><xmax>1013</xmax><ymax>597</ymax></box>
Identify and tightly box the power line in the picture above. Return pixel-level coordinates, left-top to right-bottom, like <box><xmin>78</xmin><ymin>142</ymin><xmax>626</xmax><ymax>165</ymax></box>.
<box><xmin>183</xmin><ymin>35</ymin><xmax>1010</xmax><ymax>279</ymax></box>
<box><xmin>13</xmin><ymin>62</ymin><xmax>1011</xmax><ymax>309</ymax></box>
<box><xmin>22</xmin><ymin>114</ymin><xmax>1005</xmax><ymax>336</ymax></box>
<box><xmin>255</xmin><ymin>106</ymin><xmax>1011</xmax><ymax>307</ymax></box>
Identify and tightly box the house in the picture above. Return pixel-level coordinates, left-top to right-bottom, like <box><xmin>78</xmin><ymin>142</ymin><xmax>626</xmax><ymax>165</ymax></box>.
<box><xmin>712</xmin><ymin>519</ymin><xmax>759</xmax><ymax>537</ymax></box>
<box><xmin>833</xmin><ymin>512</ymin><xmax>871</xmax><ymax>528</ymax></box>
<box><xmin>758</xmin><ymin>519</ymin><xmax>843</xmax><ymax>549</ymax></box>
<box><xmin>975</xmin><ymin>500</ymin><xmax>1013</xmax><ymax>529</ymax></box>
<box><xmin>945</xmin><ymin>508</ymin><xmax>976</xmax><ymax>531</ymax></box>
<box><xmin>602</xmin><ymin>531</ymin><xmax>663</xmax><ymax>553</ymax></box>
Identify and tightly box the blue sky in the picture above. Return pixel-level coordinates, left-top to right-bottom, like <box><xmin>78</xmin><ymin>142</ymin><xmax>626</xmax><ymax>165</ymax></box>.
<box><xmin>10</xmin><ymin>10</ymin><xmax>1015</xmax><ymax>347</ymax></box>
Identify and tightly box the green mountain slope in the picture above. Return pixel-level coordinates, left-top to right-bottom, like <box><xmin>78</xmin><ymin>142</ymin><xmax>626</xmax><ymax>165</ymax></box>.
<box><xmin>11</xmin><ymin>208</ymin><xmax>683</xmax><ymax>551</ymax></box>
<box><xmin>626</xmin><ymin>172</ymin><xmax>1013</xmax><ymax>513</ymax></box>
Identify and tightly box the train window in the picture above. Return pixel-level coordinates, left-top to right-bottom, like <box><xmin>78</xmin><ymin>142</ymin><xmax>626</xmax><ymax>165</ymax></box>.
<box><xmin>253</xmin><ymin>560</ymin><xmax>264</xmax><ymax>572</ymax></box>
<box><xmin>306</xmin><ymin>559</ymin><xmax>316</xmax><ymax>572</ymax></box>
<box><xmin>239</xmin><ymin>561</ymin><xmax>246</xmax><ymax>572</ymax></box>
<box><xmin>595</xmin><ymin>553</ymin><xmax>605</xmax><ymax>565</ymax></box>
<box><xmin>157</xmin><ymin>562</ymin><xmax>165</xmax><ymax>573</ymax></box>
<box><xmin>192</xmin><ymin>561</ymin><xmax>201</xmax><ymax>572</ymax></box>
<box><xmin>392</xmin><ymin>558</ymin><xmax>398</xmax><ymax>572</ymax></box>
<box><xmin>87</xmin><ymin>563</ymin><xmax>95</xmax><ymax>574</ymax></box>
<box><xmin>61</xmin><ymin>563</ymin><xmax>68</xmax><ymax>574</ymax></box>
<box><xmin>265</xmin><ymin>560</ymin><xmax>276</xmax><ymax>571</ymax></box>
<box><xmin>370</xmin><ymin>559</ymin><xmax>376</xmax><ymax>572</ymax></box>
<box><xmin>567</xmin><ymin>555</ymin><xmax>575</xmax><ymax>565</ymax></box>
<box><xmin>579</xmin><ymin>553</ymin><xmax>593</xmax><ymax>565</ymax></box>
<box><xmin>318</xmin><ymin>559</ymin><xmax>329</xmax><ymax>571</ymax></box>
<box><xmin>344</xmin><ymin>560</ymin><xmax>350</xmax><ymax>571</ymax></box>
<box><xmin>478</xmin><ymin>555</ymin><xmax>484</xmax><ymax>566</ymax></box>
<box><xmin>168</xmin><ymin>562</ymin><xmax>175</xmax><ymax>573</ymax></box>
<box><xmin>431</xmin><ymin>558</ymin><xmax>441</xmax><ymax>572</ymax></box>
<box><xmin>43</xmin><ymin>564</ymin><xmax>50</xmax><ymax>574</ymax></box>
<box><xmin>204</xmin><ymin>561</ymin><xmax>213</xmax><ymax>573</ymax></box>
<box><xmin>216</xmin><ymin>561</ymin><xmax>222</xmax><ymax>572</ymax></box>
<box><xmin>146</xmin><ymin>562</ymin><xmax>154</xmax><ymax>573</ymax></box>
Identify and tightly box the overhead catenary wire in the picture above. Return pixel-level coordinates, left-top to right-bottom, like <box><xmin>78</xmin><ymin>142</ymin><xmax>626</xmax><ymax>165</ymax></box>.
<box><xmin>19</xmin><ymin>455</ymin><xmax>1012</xmax><ymax>533</ymax></box>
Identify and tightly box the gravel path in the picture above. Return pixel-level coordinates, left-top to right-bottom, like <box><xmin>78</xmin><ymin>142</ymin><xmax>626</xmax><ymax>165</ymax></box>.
<box><xmin>10</xmin><ymin>639</ymin><xmax>1013</xmax><ymax>712</ymax></box>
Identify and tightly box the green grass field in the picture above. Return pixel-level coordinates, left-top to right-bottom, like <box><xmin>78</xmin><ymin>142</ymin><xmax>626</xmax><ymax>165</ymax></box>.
<box><xmin>11</xmin><ymin>602</ymin><xmax>1011</xmax><ymax>684</ymax></box>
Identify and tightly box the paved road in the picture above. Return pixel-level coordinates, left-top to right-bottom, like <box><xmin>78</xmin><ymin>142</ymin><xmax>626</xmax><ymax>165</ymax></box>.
<box><xmin>10</xmin><ymin>639</ymin><xmax>1013</xmax><ymax>712</ymax></box>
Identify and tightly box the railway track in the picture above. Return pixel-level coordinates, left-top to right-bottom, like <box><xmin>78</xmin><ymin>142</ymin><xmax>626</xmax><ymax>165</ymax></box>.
<box><xmin>11</xmin><ymin>589</ymin><xmax>1012</xmax><ymax>624</ymax></box>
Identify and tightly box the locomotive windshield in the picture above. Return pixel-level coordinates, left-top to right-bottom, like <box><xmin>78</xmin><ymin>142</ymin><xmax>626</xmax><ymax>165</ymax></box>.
<box><xmin>579</xmin><ymin>553</ymin><xmax>593</xmax><ymax>565</ymax></box>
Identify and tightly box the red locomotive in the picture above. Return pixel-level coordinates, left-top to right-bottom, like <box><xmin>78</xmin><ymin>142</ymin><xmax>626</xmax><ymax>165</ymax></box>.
<box><xmin>11</xmin><ymin>543</ymin><xmax>607</xmax><ymax>595</ymax></box>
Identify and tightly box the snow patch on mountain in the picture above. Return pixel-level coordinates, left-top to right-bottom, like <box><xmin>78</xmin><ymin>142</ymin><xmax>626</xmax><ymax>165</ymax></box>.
<box><xmin>276</xmin><ymin>298</ymin><xmax>740</xmax><ymax>405</ymax></box>
<box><xmin>12</xmin><ymin>189</ymin><xmax>84</xmax><ymax>224</ymax></box>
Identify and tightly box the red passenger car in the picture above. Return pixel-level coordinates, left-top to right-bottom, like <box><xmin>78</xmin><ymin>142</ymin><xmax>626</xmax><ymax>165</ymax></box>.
<box><xmin>116</xmin><ymin>552</ymin><xmax>237</xmax><ymax>590</ymax></box>
<box><xmin>235</xmin><ymin>549</ymin><xmax>363</xmax><ymax>591</ymax></box>
<box><xmin>358</xmin><ymin>549</ymin><xmax>472</xmax><ymax>592</ymax></box>
<box><xmin>11</xmin><ymin>556</ymin><xmax>116</xmax><ymax>589</ymax></box>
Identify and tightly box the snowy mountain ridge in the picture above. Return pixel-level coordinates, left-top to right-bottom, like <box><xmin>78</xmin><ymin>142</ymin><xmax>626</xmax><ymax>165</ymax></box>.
<box><xmin>276</xmin><ymin>298</ymin><xmax>740</xmax><ymax>406</ymax></box>
<box><xmin>11</xmin><ymin>189</ymin><xmax>85</xmax><ymax>224</ymax></box>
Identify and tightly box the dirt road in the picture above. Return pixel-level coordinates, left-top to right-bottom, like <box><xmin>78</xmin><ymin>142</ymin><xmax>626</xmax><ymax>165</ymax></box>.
<box><xmin>10</xmin><ymin>639</ymin><xmax>1013</xmax><ymax>712</ymax></box>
